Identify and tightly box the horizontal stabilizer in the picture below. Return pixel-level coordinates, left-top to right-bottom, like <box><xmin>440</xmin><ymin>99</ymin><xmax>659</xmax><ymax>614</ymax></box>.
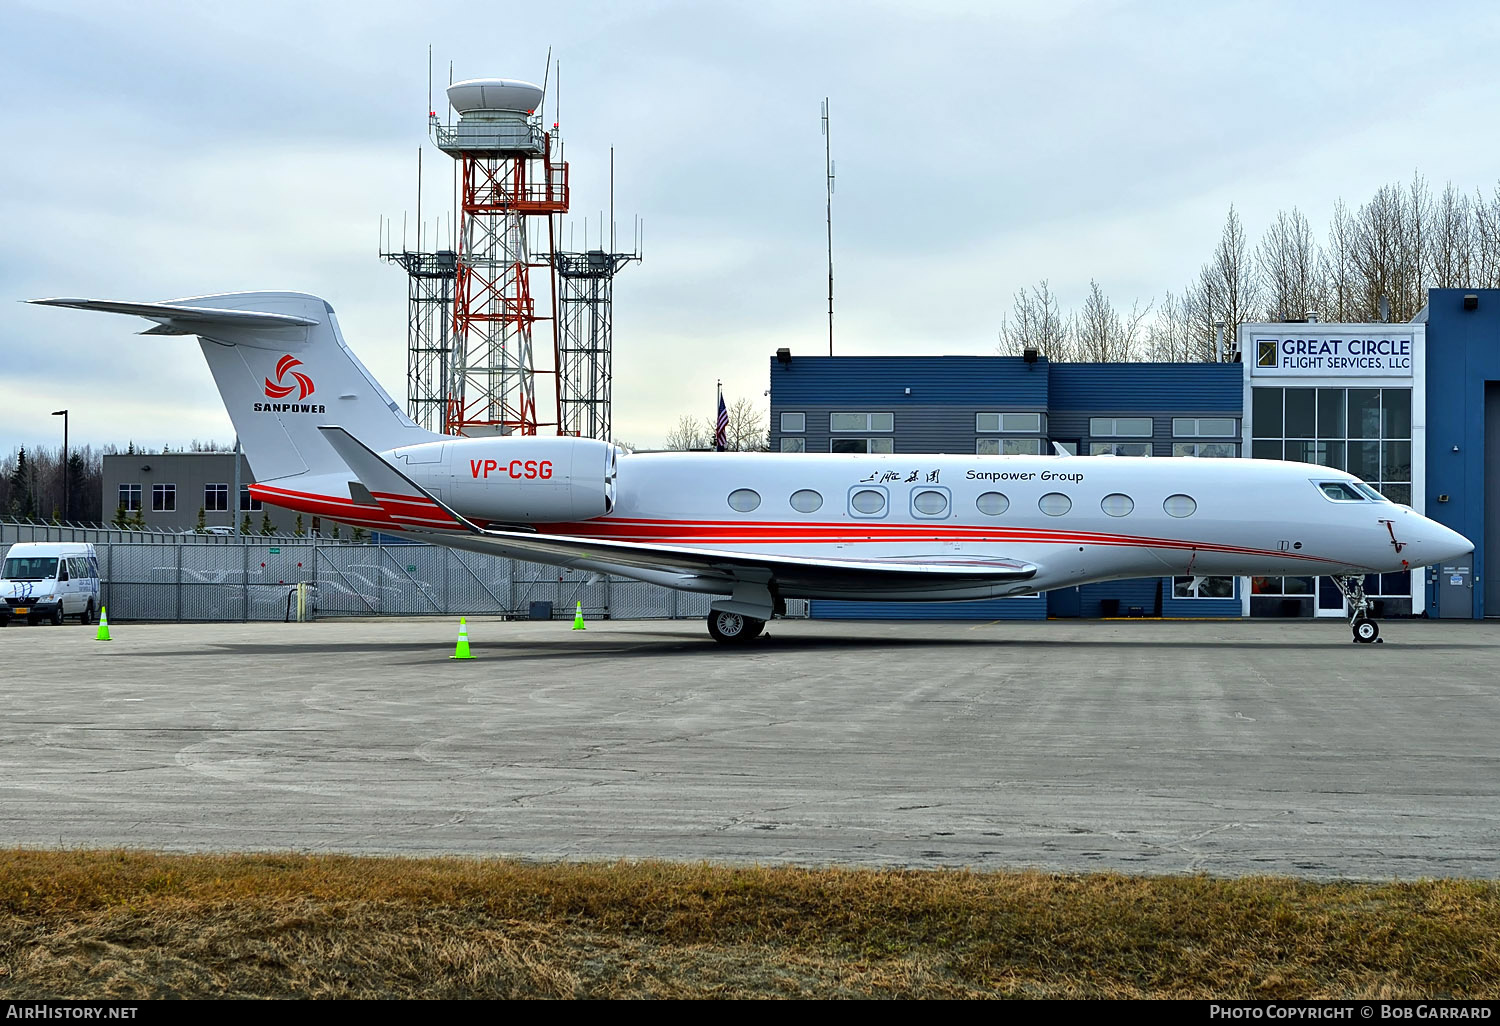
<box><xmin>316</xmin><ymin>426</ymin><xmax>477</xmax><ymax>533</ymax></box>
<box><xmin>28</xmin><ymin>298</ymin><xmax>319</xmax><ymax>333</ymax></box>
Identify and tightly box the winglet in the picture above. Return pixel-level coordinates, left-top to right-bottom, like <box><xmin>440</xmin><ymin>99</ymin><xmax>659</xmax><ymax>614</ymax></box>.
<box><xmin>1052</xmin><ymin>441</ymin><xmax>1072</xmax><ymax>457</ymax></box>
<box><xmin>316</xmin><ymin>426</ymin><xmax>480</xmax><ymax>534</ymax></box>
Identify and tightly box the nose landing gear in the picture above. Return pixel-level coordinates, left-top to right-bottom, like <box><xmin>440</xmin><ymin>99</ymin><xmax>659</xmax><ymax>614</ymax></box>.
<box><xmin>1333</xmin><ymin>575</ymin><xmax>1382</xmax><ymax>644</ymax></box>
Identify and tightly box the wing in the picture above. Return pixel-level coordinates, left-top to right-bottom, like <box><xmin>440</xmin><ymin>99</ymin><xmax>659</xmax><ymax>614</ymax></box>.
<box><xmin>314</xmin><ymin>426</ymin><xmax>1038</xmax><ymax>604</ymax></box>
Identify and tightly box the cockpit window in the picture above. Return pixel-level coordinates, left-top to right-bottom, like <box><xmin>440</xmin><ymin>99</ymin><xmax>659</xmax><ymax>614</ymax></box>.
<box><xmin>1318</xmin><ymin>481</ymin><xmax>1365</xmax><ymax>502</ymax></box>
<box><xmin>1352</xmin><ymin>482</ymin><xmax>1385</xmax><ymax>501</ymax></box>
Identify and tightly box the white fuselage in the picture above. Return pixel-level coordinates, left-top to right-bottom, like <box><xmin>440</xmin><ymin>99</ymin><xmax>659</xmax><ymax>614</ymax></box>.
<box><xmin>259</xmin><ymin>447</ymin><xmax>1464</xmax><ymax>603</ymax></box>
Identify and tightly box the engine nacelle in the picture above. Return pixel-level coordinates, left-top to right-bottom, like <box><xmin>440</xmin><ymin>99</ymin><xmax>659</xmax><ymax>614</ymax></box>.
<box><xmin>385</xmin><ymin>436</ymin><xmax>617</xmax><ymax>523</ymax></box>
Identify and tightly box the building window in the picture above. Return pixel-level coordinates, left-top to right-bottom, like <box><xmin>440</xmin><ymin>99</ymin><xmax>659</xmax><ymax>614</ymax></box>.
<box><xmin>204</xmin><ymin>483</ymin><xmax>229</xmax><ymax>512</ymax></box>
<box><xmin>1090</xmin><ymin>441</ymin><xmax>1152</xmax><ymax>457</ymax></box>
<box><xmin>1173</xmin><ymin>576</ymin><xmax>1234</xmax><ymax>599</ymax></box>
<box><xmin>780</xmin><ymin>412</ymin><xmax>805</xmax><ymax>432</ymax></box>
<box><xmin>1172</xmin><ymin>417</ymin><xmax>1237</xmax><ymax>437</ymax></box>
<box><xmin>1251</xmin><ymin>387</ymin><xmax>1411</xmax><ymax>504</ymax></box>
<box><xmin>1172</xmin><ymin>442</ymin><xmax>1238</xmax><ymax>458</ymax></box>
<box><xmin>830</xmin><ymin>412</ymin><xmax>893</xmax><ymax>432</ymax></box>
<box><xmin>118</xmin><ymin>483</ymin><xmax>142</xmax><ymax>512</ymax></box>
<box><xmin>977</xmin><ymin>438</ymin><xmax>1043</xmax><ymax>455</ymax></box>
<box><xmin>1090</xmin><ymin>417</ymin><xmax>1152</xmax><ymax>437</ymax></box>
<box><xmin>780</xmin><ymin>437</ymin><xmax>807</xmax><ymax>453</ymax></box>
<box><xmin>831</xmin><ymin>438</ymin><xmax>894</xmax><ymax>454</ymax></box>
<box><xmin>976</xmin><ymin>412</ymin><xmax>1042</xmax><ymax>433</ymax></box>
<box><xmin>727</xmin><ymin>488</ymin><xmax>761</xmax><ymax>513</ymax></box>
<box><xmin>239</xmin><ymin>485</ymin><xmax>263</xmax><ymax>512</ymax></box>
<box><xmin>152</xmin><ymin>483</ymin><xmax>176</xmax><ymax>512</ymax></box>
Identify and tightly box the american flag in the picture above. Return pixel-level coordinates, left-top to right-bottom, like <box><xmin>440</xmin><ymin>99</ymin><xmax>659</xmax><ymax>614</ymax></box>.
<box><xmin>714</xmin><ymin>389</ymin><xmax>729</xmax><ymax>451</ymax></box>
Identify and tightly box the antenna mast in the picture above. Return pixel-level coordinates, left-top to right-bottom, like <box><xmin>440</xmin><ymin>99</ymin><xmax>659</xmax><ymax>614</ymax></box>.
<box><xmin>822</xmin><ymin>98</ymin><xmax>835</xmax><ymax>357</ymax></box>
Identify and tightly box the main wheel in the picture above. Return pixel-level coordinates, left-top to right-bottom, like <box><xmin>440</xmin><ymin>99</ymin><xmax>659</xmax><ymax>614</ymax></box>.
<box><xmin>1352</xmin><ymin>618</ymin><xmax>1379</xmax><ymax>644</ymax></box>
<box><xmin>707</xmin><ymin>610</ymin><xmax>765</xmax><ymax>644</ymax></box>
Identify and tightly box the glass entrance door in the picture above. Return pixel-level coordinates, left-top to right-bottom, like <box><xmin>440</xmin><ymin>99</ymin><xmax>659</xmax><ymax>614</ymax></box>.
<box><xmin>1315</xmin><ymin>576</ymin><xmax>1346</xmax><ymax>617</ymax></box>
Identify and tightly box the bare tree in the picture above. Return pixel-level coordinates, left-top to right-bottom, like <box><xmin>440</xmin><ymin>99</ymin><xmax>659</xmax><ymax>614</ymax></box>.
<box><xmin>1319</xmin><ymin>199</ymin><xmax>1360</xmax><ymax>322</ymax></box>
<box><xmin>1427</xmin><ymin>181</ymin><xmax>1474</xmax><ymax>289</ymax></box>
<box><xmin>1208</xmin><ymin>205</ymin><xmax>1260</xmax><ymax>336</ymax></box>
<box><xmin>664</xmin><ymin>415</ymin><xmax>712</xmax><ymax>451</ymax></box>
<box><xmin>1256</xmin><ymin>207</ymin><xmax>1319</xmax><ymax>321</ymax></box>
<box><xmin>996</xmin><ymin>279</ymin><xmax>1073</xmax><ymax>360</ymax></box>
<box><xmin>725</xmin><ymin>397</ymin><xmax>768</xmax><ymax>452</ymax></box>
<box><xmin>1473</xmin><ymin>183</ymin><xmax>1500</xmax><ymax>288</ymax></box>
<box><xmin>1145</xmin><ymin>289</ymin><xmax>1194</xmax><ymax>362</ymax></box>
<box><xmin>1072</xmin><ymin>279</ymin><xmax>1150</xmax><ymax>362</ymax></box>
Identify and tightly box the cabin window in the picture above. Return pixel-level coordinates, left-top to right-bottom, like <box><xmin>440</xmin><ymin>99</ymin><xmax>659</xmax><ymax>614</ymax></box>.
<box><xmin>1100</xmin><ymin>493</ymin><xmax>1134</xmax><ymax>517</ymax></box>
<box><xmin>1090</xmin><ymin>442</ymin><xmax>1152</xmax><ymax>457</ymax></box>
<box><xmin>780</xmin><ymin>412</ymin><xmax>805</xmax><ymax>432</ymax></box>
<box><xmin>780</xmin><ymin>437</ymin><xmax>806</xmax><ymax>452</ymax></box>
<box><xmin>977</xmin><ymin>438</ymin><xmax>1042</xmax><ymax>455</ymax></box>
<box><xmin>789</xmin><ymin>489</ymin><xmax>823</xmax><ymax>513</ymax></box>
<box><xmin>912</xmin><ymin>489</ymin><xmax>949</xmax><ymax>517</ymax></box>
<box><xmin>831</xmin><ymin>438</ymin><xmax>894</xmax><ymax>454</ymax></box>
<box><xmin>976</xmin><ymin>412</ymin><xmax>1042</xmax><ymax>433</ymax></box>
<box><xmin>727</xmin><ymin>488</ymin><xmax>761</xmax><ymax>513</ymax></box>
<box><xmin>1173</xmin><ymin>576</ymin><xmax>1235</xmax><ymax>599</ymax></box>
<box><xmin>1090</xmin><ymin>417</ymin><xmax>1152</xmax><ymax>437</ymax></box>
<box><xmin>976</xmin><ymin>492</ymin><xmax>1009</xmax><ymax>516</ymax></box>
<box><xmin>1163</xmin><ymin>494</ymin><xmax>1197</xmax><ymax>518</ymax></box>
<box><xmin>1317</xmin><ymin>481</ymin><xmax>1365</xmax><ymax>502</ymax></box>
<box><xmin>1038</xmin><ymin>492</ymin><xmax>1071</xmax><ymax>516</ymax></box>
<box><xmin>849</xmin><ymin>488</ymin><xmax>888</xmax><ymax>517</ymax></box>
<box><xmin>831</xmin><ymin>412</ymin><xmax>894</xmax><ymax>432</ymax></box>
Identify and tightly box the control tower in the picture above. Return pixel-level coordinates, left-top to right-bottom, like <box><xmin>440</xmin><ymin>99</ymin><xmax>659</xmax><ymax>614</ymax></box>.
<box><xmin>431</xmin><ymin>78</ymin><xmax>569</xmax><ymax>435</ymax></box>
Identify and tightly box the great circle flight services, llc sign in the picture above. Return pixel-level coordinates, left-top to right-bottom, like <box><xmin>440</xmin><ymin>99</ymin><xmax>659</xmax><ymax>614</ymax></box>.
<box><xmin>1250</xmin><ymin>331</ymin><xmax>1415</xmax><ymax>377</ymax></box>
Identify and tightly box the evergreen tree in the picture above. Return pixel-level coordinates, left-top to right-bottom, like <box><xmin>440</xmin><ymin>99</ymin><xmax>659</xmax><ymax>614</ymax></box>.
<box><xmin>195</xmin><ymin>506</ymin><xmax>207</xmax><ymax>533</ymax></box>
<box><xmin>330</xmin><ymin>523</ymin><xmax>341</xmax><ymax>540</ymax></box>
<box><xmin>8</xmin><ymin>447</ymin><xmax>35</xmax><ymax>518</ymax></box>
<box><xmin>352</xmin><ymin>526</ymin><xmax>368</xmax><ymax>543</ymax></box>
<box><xmin>260</xmin><ymin>512</ymin><xmax>274</xmax><ymax>536</ymax></box>
<box><xmin>113</xmin><ymin>499</ymin><xmax>129</xmax><ymax>528</ymax></box>
<box><xmin>130</xmin><ymin>507</ymin><xmax>146</xmax><ymax>530</ymax></box>
<box><xmin>241</xmin><ymin>512</ymin><xmax>253</xmax><ymax>535</ymax></box>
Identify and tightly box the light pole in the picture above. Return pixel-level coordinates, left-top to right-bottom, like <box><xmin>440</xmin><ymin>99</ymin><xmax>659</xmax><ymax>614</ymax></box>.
<box><xmin>51</xmin><ymin>409</ymin><xmax>68</xmax><ymax>521</ymax></box>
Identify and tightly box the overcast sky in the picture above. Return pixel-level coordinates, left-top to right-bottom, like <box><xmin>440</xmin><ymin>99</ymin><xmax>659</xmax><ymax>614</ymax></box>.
<box><xmin>4</xmin><ymin>0</ymin><xmax>1499</xmax><ymax>451</ymax></box>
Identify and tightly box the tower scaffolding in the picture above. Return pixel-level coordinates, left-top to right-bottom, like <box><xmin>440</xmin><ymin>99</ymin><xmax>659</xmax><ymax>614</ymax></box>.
<box><xmin>554</xmin><ymin>247</ymin><xmax>639</xmax><ymax>440</ymax></box>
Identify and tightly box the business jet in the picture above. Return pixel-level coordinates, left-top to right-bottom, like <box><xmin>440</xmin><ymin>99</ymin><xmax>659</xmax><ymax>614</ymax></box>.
<box><xmin>32</xmin><ymin>292</ymin><xmax>1472</xmax><ymax>644</ymax></box>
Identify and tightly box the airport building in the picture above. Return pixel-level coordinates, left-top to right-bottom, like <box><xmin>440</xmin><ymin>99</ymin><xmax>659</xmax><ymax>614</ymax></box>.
<box><xmin>768</xmin><ymin>287</ymin><xmax>1499</xmax><ymax>621</ymax></box>
<box><xmin>101</xmin><ymin>451</ymin><xmax>316</xmax><ymax>536</ymax></box>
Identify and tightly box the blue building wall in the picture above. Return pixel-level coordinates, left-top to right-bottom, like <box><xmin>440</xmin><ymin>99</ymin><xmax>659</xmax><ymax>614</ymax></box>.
<box><xmin>1424</xmin><ymin>288</ymin><xmax>1500</xmax><ymax>617</ymax></box>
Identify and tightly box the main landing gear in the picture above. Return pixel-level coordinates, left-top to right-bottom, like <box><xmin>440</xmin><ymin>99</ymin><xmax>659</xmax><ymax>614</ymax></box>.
<box><xmin>1332</xmin><ymin>575</ymin><xmax>1382</xmax><ymax>645</ymax></box>
<box><xmin>707</xmin><ymin>610</ymin><xmax>766</xmax><ymax>644</ymax></box>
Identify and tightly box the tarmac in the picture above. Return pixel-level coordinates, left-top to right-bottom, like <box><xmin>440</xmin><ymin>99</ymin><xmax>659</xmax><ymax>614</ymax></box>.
<box><xmin>2</xmin><ymin>615</ymin><xmax>1497</xmax><ymax>879</ymax></box>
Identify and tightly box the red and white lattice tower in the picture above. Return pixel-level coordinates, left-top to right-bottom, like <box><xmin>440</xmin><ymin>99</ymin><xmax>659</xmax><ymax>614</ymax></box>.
<box><xmin>431</xmin><ymin>78</ymin><xmax>568</xmax><ymax>435</ymax></box>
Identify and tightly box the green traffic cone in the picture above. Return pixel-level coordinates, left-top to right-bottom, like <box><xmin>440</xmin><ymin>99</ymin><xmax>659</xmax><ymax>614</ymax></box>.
<box><xmin>572</xmin><ymin>601</ymin><xmax>586</xmax><ymax>630</ymax></box>
<box><xmin>95</xmin><ymin>606</ymin><xmax>111</xmax><ymax>642</ymax></box>
<box><xmin>451</xmin><ymin>617</ymin><xmax>473</xmax><ymax>659</ymax></box>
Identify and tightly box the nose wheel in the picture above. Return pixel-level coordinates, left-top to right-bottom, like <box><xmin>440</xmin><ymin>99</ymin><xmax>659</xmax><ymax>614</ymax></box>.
<box><xmin>1333</xmin><ymin>575</ymin><xmax>1383</xmax><ymax>644</ymax></box>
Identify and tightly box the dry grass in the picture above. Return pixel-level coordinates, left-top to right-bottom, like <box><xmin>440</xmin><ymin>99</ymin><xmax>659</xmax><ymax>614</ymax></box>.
<box><xmin>0</xmin><ymin>850</ymin><xmax>1497</xmax><ymax>998</ymax></box>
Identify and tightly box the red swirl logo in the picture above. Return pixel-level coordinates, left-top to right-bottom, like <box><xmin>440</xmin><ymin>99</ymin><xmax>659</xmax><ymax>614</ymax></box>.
<box><xmin>264</xmin><ymin>355</ymin><xmax>315</xmax><ymax>400</ymax></box>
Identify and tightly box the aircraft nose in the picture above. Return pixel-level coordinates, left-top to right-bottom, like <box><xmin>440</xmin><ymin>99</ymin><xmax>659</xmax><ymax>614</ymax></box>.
<box><xmin>1411</xmin><ymin>517</ymin><xmax>1473</xmax><ymax>566</ymax></box>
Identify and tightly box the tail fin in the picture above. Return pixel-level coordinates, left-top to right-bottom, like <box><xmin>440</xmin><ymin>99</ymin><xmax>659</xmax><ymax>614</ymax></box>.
<box><xmin>31</xmin><ymin>292</ymin><xmax>437</xmax><ymax>483</ymax></box>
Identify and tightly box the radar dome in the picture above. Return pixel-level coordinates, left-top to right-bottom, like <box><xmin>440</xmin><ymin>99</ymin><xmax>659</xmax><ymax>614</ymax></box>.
<box><xmin>446</xmin><ymin>78</ymin><xmax>545</xmax><ymax>115</ymax></box>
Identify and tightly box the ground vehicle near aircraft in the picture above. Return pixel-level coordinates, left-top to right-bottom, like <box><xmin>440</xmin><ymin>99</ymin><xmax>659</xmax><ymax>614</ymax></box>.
<box><xmin>0</xmin><ymin>542</ymin><xmax>100</xmax><ymax>626</ymax></box>
<box><xmin>32</xmin><ymin>293</ymin><xmax>1473</xmax><ymax>644</ymax></box>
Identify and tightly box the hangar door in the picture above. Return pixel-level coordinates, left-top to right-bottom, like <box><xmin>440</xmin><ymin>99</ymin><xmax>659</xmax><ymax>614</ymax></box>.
<box><xmin>1487</xmin><ymin>384</ymin><xmax>1500</xmax><ymax>617</ymax></box>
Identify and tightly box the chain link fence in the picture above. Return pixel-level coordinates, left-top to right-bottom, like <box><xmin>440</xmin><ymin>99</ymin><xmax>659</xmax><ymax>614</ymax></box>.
<box><xmin>0</xmin><ymin>519</ymin><xmax>807</xmax><ymax>623</ymax></box>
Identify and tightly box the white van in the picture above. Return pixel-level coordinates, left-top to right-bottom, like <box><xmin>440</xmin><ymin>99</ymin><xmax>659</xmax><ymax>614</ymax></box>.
<box><xmin>0</xmin><ymin>542</ymin><xmax>101</xmax><ymax>626</ymax></box>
